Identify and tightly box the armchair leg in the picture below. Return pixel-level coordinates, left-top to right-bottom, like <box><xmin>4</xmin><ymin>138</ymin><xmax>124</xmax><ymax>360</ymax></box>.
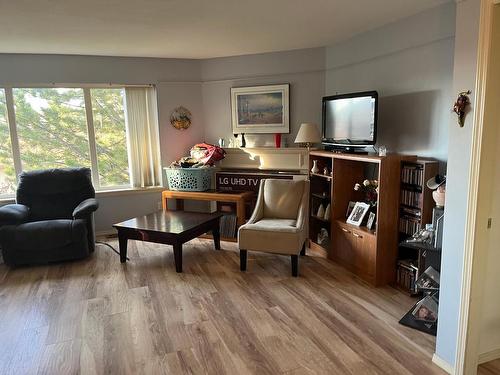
<box><xmin>300</xmin><ymin>243</ymin><xmax>306</xmax><ymax>256</ymax></box>
<box><xmin>240</xmin><ymin>249</ymin><xmax>247</xmax><ymax>271</ymax></box>
<box><xmin>291</xmin><ymin>255</ymin><xmax>299</xmax><ymax>277</ymax></box>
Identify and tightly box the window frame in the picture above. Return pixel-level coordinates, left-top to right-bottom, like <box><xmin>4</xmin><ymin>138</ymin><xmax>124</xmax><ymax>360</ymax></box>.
<box><xmin>0</xmin><ymin>83</ymin><xmax>153</xmax><ymax>196</ymax></box>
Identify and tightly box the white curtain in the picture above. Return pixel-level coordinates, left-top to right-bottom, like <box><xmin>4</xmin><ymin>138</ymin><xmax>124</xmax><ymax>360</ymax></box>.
<box><xmin>125</xmin><ymin>87</ymin><xmax>162</xmax><ymax>188</ymax></box>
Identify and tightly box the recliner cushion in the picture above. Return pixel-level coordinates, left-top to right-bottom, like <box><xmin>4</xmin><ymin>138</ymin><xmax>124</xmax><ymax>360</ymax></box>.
<box><xmin>0</xmin><ymin>219</ymin><xmax>88</xmax><ymax>251</ymax></box>
<box><xmin>263</xmin><ymin>179</ymin><xmax>305</xmax><ymax>220</ymax></box>
<box><xmin>16</xmin><ymin>168</ymin><xmax>95</xmax><ymax>221</ymax></box>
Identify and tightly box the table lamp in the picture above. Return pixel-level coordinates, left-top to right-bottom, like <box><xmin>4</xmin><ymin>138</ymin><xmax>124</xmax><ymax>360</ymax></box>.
<box><xmin>294</xmin><ymin>123</ymin><xmax>321</xmax><ymax>150</ymax></box>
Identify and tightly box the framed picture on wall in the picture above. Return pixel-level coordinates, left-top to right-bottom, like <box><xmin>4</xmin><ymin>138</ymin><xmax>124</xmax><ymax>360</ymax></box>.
<box><xmin>230</xmin><ymin>84</ymin><xmax>290</xmax><ymax>134</ymax></box>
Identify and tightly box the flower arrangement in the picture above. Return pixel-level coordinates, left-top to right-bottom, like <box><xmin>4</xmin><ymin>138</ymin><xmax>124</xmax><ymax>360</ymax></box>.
<box><xmin>354</xmin><ymin>179</ymin><xmax>379</xmax><ymax>207</ymax></box>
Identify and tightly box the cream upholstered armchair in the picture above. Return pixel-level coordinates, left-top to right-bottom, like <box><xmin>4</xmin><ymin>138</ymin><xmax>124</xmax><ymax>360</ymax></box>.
<box><xmin>238</xmin><ymin>179</ymin><xmax>309</xmax><ymax>277</ymax></box>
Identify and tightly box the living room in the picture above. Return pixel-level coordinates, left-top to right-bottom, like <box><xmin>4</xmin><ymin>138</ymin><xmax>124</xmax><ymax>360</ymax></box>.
<box><xmin>0</xmin><ymin>1</ymin><xmax>499</xmax><ymax>374</ymax></box>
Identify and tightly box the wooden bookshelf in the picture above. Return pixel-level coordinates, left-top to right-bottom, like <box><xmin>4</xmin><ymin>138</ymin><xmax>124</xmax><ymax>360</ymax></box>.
<box><xmin>396</xmin><ymin>159</ymin><xmax>439</xmax><ymax>294</ymax></box>
<box><xmin>309</xmin><ymin>151</ymin><xmax>407</xmax><ymax>286</ymax></box>
<box><xmin>308</xmin><ymin>155</ymin><xmax>333</xmax><ymax>255</ymax></box>
<box><xmin>398</xmin><ymin>159</ymin><xmax>439</xmax><ymax>240</ymax></box>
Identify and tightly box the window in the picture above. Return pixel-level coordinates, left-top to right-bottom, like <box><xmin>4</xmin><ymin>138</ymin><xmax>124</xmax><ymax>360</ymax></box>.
<box><xmin>0</xmin><ymin>89</ymin><xmax>16</xmax><ymax>196</ymax></box>
<box><xmin>14</xmin><ymin>88</ymin><xmax>91</xmax><ymax>171</ymax></box>
<box><xmin>90</xmin><ymin>88</ymin><xmax>129</xmax><ymax>187</ymax></box>
<box><xmin>0</xmin><ymin>85</ymin><xmax>158</xmax><ymax>197</ymax></box>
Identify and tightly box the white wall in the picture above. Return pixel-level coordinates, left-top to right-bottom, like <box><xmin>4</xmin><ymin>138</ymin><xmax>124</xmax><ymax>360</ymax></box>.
<box><xmin>0</xmin><ymin>54</ymin><xmax>200</xmax><ymax>85</ymax></box>
<box><xmin>201</xmin><ymin>48</ymin><xmax>325</xmax><ymax>148</ymax></box>
<box><xmin>479</xmin><ymin>4</ymin><xmax>500</xmax><ymax>359</ymax></box>
<box><xmin>325</xmin><ymin>2</ymin><xmax>455</xmax><ymax>165</ymax></box>
<box><xmin>435</xmin><ymin>0</ymin><xmax>482</xmax><ymax>368</ymax></box>
<box><xmin>157</xmin><ymin>82</ymin><xmax>203</xmax><ymax>175</ymax></box>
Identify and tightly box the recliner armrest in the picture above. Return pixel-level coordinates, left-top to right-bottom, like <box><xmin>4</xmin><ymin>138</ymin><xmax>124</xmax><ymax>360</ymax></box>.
<box><xmin>72</xmin><ymin>198</ymin><xmax>99</xmax><ymax>219</ymax></box>
<box><xmin>0</xmin><ymin>204</ymin><xmax>30</xmax><ymax>225</ymax></box>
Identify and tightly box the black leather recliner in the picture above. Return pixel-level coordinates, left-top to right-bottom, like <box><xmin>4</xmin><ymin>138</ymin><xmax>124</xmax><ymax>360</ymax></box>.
<box><xmin>0</xmin><ymin>167</ymin><xmax>99</xmax><ymax>266</ymax></box>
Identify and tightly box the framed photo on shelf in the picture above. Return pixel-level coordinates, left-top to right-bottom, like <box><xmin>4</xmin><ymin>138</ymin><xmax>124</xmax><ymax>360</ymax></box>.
<box><xmin>346</xmin><ymin>202</ymin><xmax>370</xmax><ymax>226</ymax></box>
<box><xmin>346</xmin><ymin>201</ymin><xmax>356</xmax><ymax>218</ymax></box>
<box><xmin>366</xmin><ymin>212</ymin><xmax>376</xmax><ymax>230</ymax></box>
<box><xmin>231</xmin><ymin>84</ymin><xmax>290</xmax><ymax>134</ymax></box>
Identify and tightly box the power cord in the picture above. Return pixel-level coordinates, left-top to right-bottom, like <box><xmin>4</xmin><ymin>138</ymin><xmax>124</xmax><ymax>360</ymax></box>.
<box><xmin>96</xmin><ymin>241</ymin><xmax>130</xmax><ymax>261</ymax></box>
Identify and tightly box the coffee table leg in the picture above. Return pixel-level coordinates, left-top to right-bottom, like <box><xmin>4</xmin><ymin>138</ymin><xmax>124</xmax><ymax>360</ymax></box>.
<box><xmin>118</xmin><ymin>232</ymin><xmax>128</xmax><ymax>263</ymax></box>
<box><xmin>173</xmin><ymin>243</ymin><xmax>183</xmax><ymax>273</ymax></box>
<box><xmin>213</xmin><ymin>221</ymin><xmax>221</xmax><ymax>250</ymax></box>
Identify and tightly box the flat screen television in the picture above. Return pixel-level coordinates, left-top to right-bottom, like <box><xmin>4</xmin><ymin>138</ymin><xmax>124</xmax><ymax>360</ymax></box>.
<box><xmin>322</xmin><ymin>91</ymin><xmax>378</xmax><ymax>150</ymax></box>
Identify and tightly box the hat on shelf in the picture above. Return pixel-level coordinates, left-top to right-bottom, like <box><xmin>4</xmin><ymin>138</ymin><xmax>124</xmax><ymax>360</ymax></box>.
<box><xmin>426</xmin><ymin>174</ymin><xmax>446</xmax><ymax>190</ymax></box>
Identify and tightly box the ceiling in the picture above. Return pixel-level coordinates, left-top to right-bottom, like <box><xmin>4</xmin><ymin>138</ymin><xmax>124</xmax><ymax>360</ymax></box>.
<box><xmin>0</xmin><ymin>0</ymin><xmax>451</xmax><ymax>59</ymax></box>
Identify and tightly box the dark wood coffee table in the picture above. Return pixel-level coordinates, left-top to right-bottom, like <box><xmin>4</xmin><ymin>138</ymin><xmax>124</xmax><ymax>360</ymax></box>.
<box><xmin>113</xmin><ymin>210</ymin><xmax>223</xmax><ymax>273</ymax></box>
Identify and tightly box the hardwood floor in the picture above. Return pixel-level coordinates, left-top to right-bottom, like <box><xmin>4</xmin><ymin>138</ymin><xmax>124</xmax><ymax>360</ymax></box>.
<box><xmin>0</xmin><ymin>238</ymin><xmax>445</xmax><ymax>374</ymax></box>
<box><xmin>479</xmin><ymin>359</ymin><xmax>500</xmax><ymax>375</ymax></box>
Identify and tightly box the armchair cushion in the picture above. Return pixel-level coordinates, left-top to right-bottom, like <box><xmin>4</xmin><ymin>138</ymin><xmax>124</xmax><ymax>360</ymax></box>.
<box><xmin>73</xmin><ymin>198</ymin><xmax>99</xmax><ymax>219</ymax></box>
<box><xmin>0</xmin><ymin>204</ymin><xmax>30</xmax><ymax>225</ymax></box>
<box><xmin>263</xmin><ymin>179</ymin><xmax>305</xmax><ymax>220</ymax></box>
<box><xmin>239</xmin><ymin>218</ymin><xmax>302</xmax><ymax>255</ymax></box>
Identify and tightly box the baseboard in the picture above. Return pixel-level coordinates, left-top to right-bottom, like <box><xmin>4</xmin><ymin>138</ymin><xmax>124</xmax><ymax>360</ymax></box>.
<box><xmin>96</xmin><ymin>229</ymin><xmax>117</xmax><ymax>238</ymax></box>
<box><xmin>432</xmin><ymin>353</ymin><xmax>454</xmax><ymax>374</ymax></box>
<box><xmin>478</xmin><ymin>348</ymin><xmax>500</xmax><ymax>364</ymax></box>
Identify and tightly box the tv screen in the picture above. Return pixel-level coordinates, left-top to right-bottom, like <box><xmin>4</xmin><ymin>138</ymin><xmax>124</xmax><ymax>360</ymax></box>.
<box><xmin>322</xmin><ymin>91</ymin><xmax>378</xmax><ymax>146</ymax></box>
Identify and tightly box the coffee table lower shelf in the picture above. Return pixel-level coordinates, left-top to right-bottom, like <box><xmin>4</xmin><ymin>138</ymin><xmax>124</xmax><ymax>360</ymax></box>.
<box><xmin>199</xmin><ymin>233</ymin><xmax>237</xmax><ymax>243</ymax></box>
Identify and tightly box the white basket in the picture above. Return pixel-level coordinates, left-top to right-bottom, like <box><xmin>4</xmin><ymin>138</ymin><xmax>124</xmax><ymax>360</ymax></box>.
<box><xmin>164</xmin><ymin>167</ymin><xmax>213</xmax><ymax>191</ymax></box>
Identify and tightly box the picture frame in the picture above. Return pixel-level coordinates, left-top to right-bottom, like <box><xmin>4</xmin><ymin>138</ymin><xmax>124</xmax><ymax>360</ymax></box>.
<box><xmin>346</xmin><ymin>201</ymin><xmax>356</xmax><ymax>218</ymax></box>
<box><xmin>411</xmin><ymin>295</ymin><xmax>438</xmax><ymax>324</ymax></box>
<box><xmin>366</xmin><ymin>212</ymin><xmax>376</xmax><ymax>230</ymax></box>
<box><xmin>231</xmin><ymin>84</ymin><xmax>290</xmax><ymax>134</ymax></box>
<box><xmin>346</xmin><ymin>202</ymin><xmax>370</xmax><ymax>226</ymax></box>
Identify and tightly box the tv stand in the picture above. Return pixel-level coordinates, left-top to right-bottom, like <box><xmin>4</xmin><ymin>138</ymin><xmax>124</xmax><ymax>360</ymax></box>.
<box><xmin>323</xmin><ymin>145</ymin><xmax>369</xmax><ymax>154</ymax></box>
<box><xmin>308</xmin><ymin>150</ymin><xmax>407</xmax><ymax>286</ymax></box>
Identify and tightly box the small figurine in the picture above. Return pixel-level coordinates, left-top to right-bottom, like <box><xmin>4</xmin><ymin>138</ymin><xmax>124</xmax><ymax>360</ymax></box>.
<box><xmin>311</xmin><ymin>160</ymin><xmax>319</xmax><ymax>174</ymax></box>
<box><xmin>453</xmin><ymin>90</ymin><xmax>471</xmax><ymax>127</ymax></box>
<box><xmin>323</xmin><ymin>166</ymin><xmax>329</xmax><ymax>175</ymax></box>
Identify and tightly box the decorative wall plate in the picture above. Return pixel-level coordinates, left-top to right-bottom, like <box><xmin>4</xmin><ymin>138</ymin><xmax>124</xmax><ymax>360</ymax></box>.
<box><xmin>170</xmin><ymin>106</ymin><xmax>192</xmax><ymax>130</ymax></box>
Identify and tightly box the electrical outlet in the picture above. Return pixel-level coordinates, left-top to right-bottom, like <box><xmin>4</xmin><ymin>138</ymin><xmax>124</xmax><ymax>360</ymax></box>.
<box><xmin>157</xmin><ymin>201</ymin><xmax>162</xmax><ymax>210</ymax></box>
<box><xmin>487</xmin><ymin>218</ymin><xmax>492</xmax><ymax>229</ymax></box>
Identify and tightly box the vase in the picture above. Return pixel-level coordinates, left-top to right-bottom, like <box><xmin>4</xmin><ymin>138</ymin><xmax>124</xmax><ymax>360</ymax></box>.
<box><xmin>324</xmin><ymin>203</ymin><xmax>331</xmax><ymax>221</ymax></box>
<box><xmin>433</xmin><ymin>189</ymin><xmax>446</xmax><ymax>208</ymax></box>
<box><xmin>311</xmin><ymin>160</ymin><xmax>319</xmax><ymax>174</ymax></box>
<box><xmin>316</xmin><ymin>204</ymin><xmax>325</xmax><ymax>218</ymax></box>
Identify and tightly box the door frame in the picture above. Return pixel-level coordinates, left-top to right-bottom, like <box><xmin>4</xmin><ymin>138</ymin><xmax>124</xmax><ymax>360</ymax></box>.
<box><xmin>455</xmin><ymin>0</ymin><xmax>497</xmax><ymax>374</ymax></box>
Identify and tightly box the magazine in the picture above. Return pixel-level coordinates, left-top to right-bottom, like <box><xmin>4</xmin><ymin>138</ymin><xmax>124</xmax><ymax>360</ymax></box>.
<box><xmin>412</xmin><ymin>295</ymin><xmax>439</xmax><ymax>324</ymax></box>
<box><xmin>416</xmin><ymin>266</ymin><xmax>440</xmax><ymax>291</ymax></box>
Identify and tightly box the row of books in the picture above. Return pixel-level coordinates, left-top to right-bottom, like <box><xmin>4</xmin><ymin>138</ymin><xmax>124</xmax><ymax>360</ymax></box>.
<box><xmin>401</xmin><ymin>165</ymin><xmax>424</xmax><ymax>186</ymax></box>
<box><xmin>399</xmin><ymin>216</ymin><xmax>421</xmax><ymax>236</ymax></box>
<box><xmin>396</xmin><ymin>259</ymin><xmax>418</xmax><ymax>294</ymax></box>
<box><xmin>400</xmin><ymin>206</ymin><xmax>421</xmax><ymax>218</ymax></box>
<box><xmin>401</xmin><ymin>189</ymin><xmax>421</xmax><ymax>208</ymax></box>
<box><xmin>219</xmin><ymin>214</ymin><xmax>237</xmax><ymax>238</ymax></box>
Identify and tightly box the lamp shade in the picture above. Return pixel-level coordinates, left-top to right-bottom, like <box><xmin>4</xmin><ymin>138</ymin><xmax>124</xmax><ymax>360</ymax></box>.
<box><xmin>294</xmin><ymin>123</ymin><xmax>321</xmax><ymax>145</ymax></box>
